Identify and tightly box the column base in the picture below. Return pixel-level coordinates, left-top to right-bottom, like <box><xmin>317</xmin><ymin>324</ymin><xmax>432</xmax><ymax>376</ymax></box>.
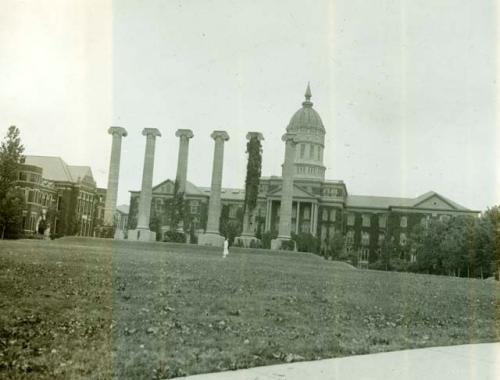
<box><xmin>114</xmin><ymin>229</ymin><xmax>126</xmax><ymax>240</ymax></box>
<box><xmin>234</xmin><ymin>236</ymin><xmax>261</xmax><ymax>248</ymax></box>
<box><xmin>198</xmin><ymin>232</ymin><xmax>225</xmax><ymax>248</ymax></box>
<box><xmin>128</xmin><ymin>229</ymin><xmax>156</xmax><ymax>242</ymax></box>
<box><xmin>271</xmin><ymin>237</ymin><xmax>295</xmax><ymax>251</ymax></box>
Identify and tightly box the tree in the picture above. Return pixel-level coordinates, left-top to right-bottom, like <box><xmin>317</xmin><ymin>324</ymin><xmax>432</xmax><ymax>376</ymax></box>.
<box><xmin>242</xmin><ymin>135</ymin><xmax>262</xmax><ymax>234</ymax></box>
<box><xmin>0</xmin><ymin>126</ymin><xmax>25</xmax><ymax>239</ymax></box>
<box><xmin>0</xmin><ymin>188</ymin><xmax>25</xmax><ymax>239</ymax></box>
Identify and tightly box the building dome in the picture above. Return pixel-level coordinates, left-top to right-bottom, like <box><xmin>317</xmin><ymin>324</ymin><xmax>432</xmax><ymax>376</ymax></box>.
<box><xmin>286</xmin><ymin>84</ymin><xmax>325</xmax><ymax>133</ymax></box>
<box><xmin>284</xmin><ymin>84</ymin><xmax>327</xmax><ymax>181</ymax></box>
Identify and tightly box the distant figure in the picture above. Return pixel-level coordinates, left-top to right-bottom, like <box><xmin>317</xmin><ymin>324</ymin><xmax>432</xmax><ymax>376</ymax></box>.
<box><xmin>223</xmin><ymin>239</ymin><xmax>229</xmax><ymax>258</ymax></box>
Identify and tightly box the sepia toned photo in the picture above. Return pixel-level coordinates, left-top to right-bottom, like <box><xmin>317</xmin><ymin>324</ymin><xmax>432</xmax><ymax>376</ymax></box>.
<box><xmin>0</xmin><ymin>0</ymin><xmax>498</xmax><ymax>379</ymax></box>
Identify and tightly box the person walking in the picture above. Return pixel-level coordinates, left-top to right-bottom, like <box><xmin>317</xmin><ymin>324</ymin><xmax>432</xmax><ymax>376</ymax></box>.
<box><xmin>223</xmin><ymin>238</ymin><xmax>229</xmax><ymax>258</ymax></box>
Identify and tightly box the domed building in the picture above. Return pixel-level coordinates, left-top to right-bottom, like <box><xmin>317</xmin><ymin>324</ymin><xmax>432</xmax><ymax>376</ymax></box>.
<box><xmin>287</xmin><ymin>84</ymin><xmax>326</xmax><ymax>181</ymax></box>
<box><xmin>127</xmin><ymin>84</ymin><xmax>478</xmax><ymax>266</ymax></box>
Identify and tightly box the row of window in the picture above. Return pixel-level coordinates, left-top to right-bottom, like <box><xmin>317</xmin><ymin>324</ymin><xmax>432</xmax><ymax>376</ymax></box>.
<box><xmin>18</xmin><ymin>172</ymin><xmax>41</xmax><ymax>184</ymax></box>
<box><xmin>322</xmin><ymin>188</ymin><xmax>343</xmax><ymax>197</ymax></box>
<box><xmin>296</xmin><ymin>166</ymin><xmax>322</xmax><ymax>176</ymax></box>
<box><xmin>77</xmin><ymin>192</ymin><xmax>95</xmax><ymax>216</ymax></box>
<box><xmin>298</xmin><ymin>143</ymin><xmax>322</xmax><ymax>162</ymax></box>
<box><xmin>25</xmin><ymin>188</ymin><xmax>53</xmax><ymax>207</ymax></box>
<box><xmin>345</xmin><ymin>230</ymin><xmax>407</xmax><ymax>246</ymax></box>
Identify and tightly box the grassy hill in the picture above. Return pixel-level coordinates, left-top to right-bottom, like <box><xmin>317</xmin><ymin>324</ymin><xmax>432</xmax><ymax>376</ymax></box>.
<box><xmin>0</xmin><ymin>238</ymin><xmax>498</xmax><ymax>379</ymax></box>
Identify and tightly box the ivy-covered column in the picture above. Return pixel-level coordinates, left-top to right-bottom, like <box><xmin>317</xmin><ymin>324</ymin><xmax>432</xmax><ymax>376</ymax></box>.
<box><xmin>271</xmin><ymin>133</ymin><xmax>297</xmax><ymax>250</ymax></box>
<box><xmin>198</xmin><ymin>130</ymin><xmax>229</xmax><ymax>247</ymax></box>
<box><xmin>128</xmin><ymin>128</ymin><xmax>161</xmax><ymax>242</ymax></box>
<box><xmin>236</xmin><ymin>132</ymin><xmax>264</xmax><ymax>247</ymax></box>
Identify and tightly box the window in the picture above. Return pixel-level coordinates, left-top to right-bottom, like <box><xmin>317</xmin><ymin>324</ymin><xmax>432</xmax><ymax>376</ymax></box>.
<box><xmin>346</xmin><ymin>230</ymin><xmax>354</xmax><ymax>245</ymax></box>
<box><xmin>28</xmin><ymin>190</ymin><xmax>34</xmax><ymax>203</ymax></box>
<box><xmin>378</xmin><ymin>233</ymin><xmax>385</xmax><ymax>246</ymax></box>
<box><xmin>347</xmin><ymin>213</ymin><xmax>355</xmax><ymax>226</ymax></box>
<box><xmin>361</xmin><ymin>231</ymin><xmax>370</xmax><ymax>246</ymax></box>
<box><xmin>329</xmin><ymin>209</ymin><xmax>336</xmax><ymax>221</ymax></box>
<box><xmin>303</xmin><ymin>206</ymin><xmax>310</xmax><ymax>220</ymax></box>
<box><xmin>317</xmin><ymin>147</ymin><xmax>321</xmax><ymax>161</ymax></box>
<box><xmin>400</xmin><ymin>233</ymin><xmax>407</xmax><ymax>246</ymax></box>
<box><xmin>190</xmin><ymin>201</ymin><xmax>199</xmax><ymax>214</ymax></box>
<box><xmin>322</xmin><ymin>208</ymin><xmax>328</xmax><ymax>221</ymax></box>
<box><xmin>328</xmin><ymin>225</ymin><xmax>335</xmax><ymax>237</ymax></box>
<box><xmin>439</xmin><ymin>214</ymin><xmax>451</xmax><ymax>222</ymax></box>
<box><xmin>400</xmin><ymin>216</ymin><xmax>408</xmax><ymax>228</ymax></box>
<box><xmin>360</xmin><ymin>248</ymin><xmax>369</xmax><ymax>262</ymax></box>
<box><xmin>229</xmin><ymin>206</ymin><xmax>238</xmax><ymax>218</ymax></box>
<box><xmin>300</xmin><ymin>144</ymin><xmax>305</xmax><ymax>158</ymax></box>
<box><xmin>321</xmin><ymin>225</ymin><xmax>327</xmax><ymax>241</ymax></box>
<box><xmin>309</xmin><ymin>145</ymin><xmax>315</xmax><ymax>159</ymax></box>
<box><xmin>378</xmin><ymin>215</ymin><xmax>387</xmax><ymax>228</ymax></box>
<box><xmin>362</xmin><ymin>214</ymin><xmax>371</xmax><ymax>227</ymax></box>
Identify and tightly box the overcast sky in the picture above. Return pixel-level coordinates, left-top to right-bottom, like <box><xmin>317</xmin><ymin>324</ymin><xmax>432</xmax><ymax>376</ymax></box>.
<box><xmin>1</xmin><ymin>0</ymin><xmax>498</xmax><ymax>211</ymax></box>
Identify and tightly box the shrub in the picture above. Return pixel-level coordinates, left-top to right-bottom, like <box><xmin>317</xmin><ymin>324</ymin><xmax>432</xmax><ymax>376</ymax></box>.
<box><xmin>163</xmin><ymin>231</ymin><xmax>186</xmax><ymax>243</ymax></box>
<box><xmin>249</xmin><ymin>239</ymin><xmax>262</xmax><ymax>249</ymax></box>
<box><xmin>292</xmin><ymin>232</ymin><xmax>320</xmax><ymax>254</ymax></box>
<box><xmin>281</xmin><ymin>239</ymin><xmax>296</xmax><ymax>251</ymax></box>
<box><xmin>261</xmin><ymin>231</ymin><xmax>277</xmax><ymax>249</ymax></box>
<box><xmin>233</xmin><ymin>238</ymin><xmax>244</xmax><ymax>248</ymax></box>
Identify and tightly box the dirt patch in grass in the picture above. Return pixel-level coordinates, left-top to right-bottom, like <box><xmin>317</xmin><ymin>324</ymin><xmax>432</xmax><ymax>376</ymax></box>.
<box><xmin>1</xmin><ymin>238</ymin><xmax>499</xmax><ymax>379</ymax></box>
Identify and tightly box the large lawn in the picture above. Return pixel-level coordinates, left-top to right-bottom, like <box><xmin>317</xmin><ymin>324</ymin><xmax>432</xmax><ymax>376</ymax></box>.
<box><xmin>0</xmin><ymin>238</ymin><xmax>499</xmax><ymax>379</ymax></box>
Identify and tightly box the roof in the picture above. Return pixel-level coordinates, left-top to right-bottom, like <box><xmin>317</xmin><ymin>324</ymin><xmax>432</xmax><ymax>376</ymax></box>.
<box><xmin>68</xmin><ymin>166</ymin><xmax>93</xmax><ymax>182</ymax></box>
<box><xmin>286</xmin><ymin>85</ymin><xmax>325</xmax><ymax>133</ymax></box>
<box><xmin>24</xmin><ymin>155</ymin><xmax>95</xmax><ymax>185</ymax></box>
<box><xmin>198</xmin><ymin>187</ymin><xmax>246</xmax><ymax>201</ymax></box>
<box><xmin>116</xmin><ymin>204</ymin><xmax>129</xmax><ymax>214</ymax></box>
<box><xmin>268</xmin><ymin>184</ymin><xmax>317</xmax><ymax>200</ymax></box>
<box><xmin>151</xmin><ymin>179</ymin><xmax>206</xmax><ymax>196</ymax></box>
<box><xmin>24</xmin><ymin>155</ymin><xmax>74</xmax><ymax>182</ymax></box>
<box><xmin>346</xmin><ymin>191</ymin><xmax>471</xmax><ymax>211</ymax></box>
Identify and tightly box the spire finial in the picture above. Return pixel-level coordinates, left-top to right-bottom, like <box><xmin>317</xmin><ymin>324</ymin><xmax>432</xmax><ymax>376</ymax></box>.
<box><xmin>305</xmin><ymin>82</ymin><xmax>312</xmax><ymax>100</ymax></box>
<box><xmin>302</xmin><ymin>82</ymin><xmax>313</xmax><ymax>107</ymax></box>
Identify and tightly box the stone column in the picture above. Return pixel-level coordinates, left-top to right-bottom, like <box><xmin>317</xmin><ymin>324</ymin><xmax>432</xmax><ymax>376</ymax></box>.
<box><xmin>174</xmin><ymin>129</ymin><xmax>194</xmax><ymax>235</ymax></box>
<box><xmin>103</xmin><ymin>126</ymin><xmax>127</xmax><ymax>228</ymax></box>
<box><xmin>236</xmin><ymin>132</ymin><xmax>264</xmax><ymax>247</ymax></box>
<box><xmin>175</xmin><ymin>129</ymin><xmax>194</xmax><ymax>194</ymax></box>
<box><xmin>128</xmin><ymin>128</ymin><xmax>161</xmax><ymax>242</ymax></box>
<box><xmin>295</xmin><ymin>201</ymin><xmax>300</xmax><ymax>234</ymax></box>
<box><xmin>271</xmin><ymin>133</ymin><xmax>297</xmax><ymax>250</ymax></box>
<box><xmin>198</xmin><ymin>130</ymin><xmax>229</xmax><ymax>247</ymax></box>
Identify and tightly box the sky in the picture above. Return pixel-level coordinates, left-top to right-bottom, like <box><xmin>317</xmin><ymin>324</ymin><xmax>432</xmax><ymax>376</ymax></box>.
<box><xmin>0</xmin><ymin>0</ymin><xmax>498</xmax><ymax>211</ymax></box>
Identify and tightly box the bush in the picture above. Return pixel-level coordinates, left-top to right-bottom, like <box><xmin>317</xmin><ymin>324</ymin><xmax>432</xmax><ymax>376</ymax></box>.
<box><xmin>292</xmin><ymin>232</ymin><xmax>320</xmax><ymax>254</ymax></box>
<box><xmin>233</xmin><ymin>238</ymin><xmax>244</xmax><ymax>248</ymax></box>
<box><xmin>249</xmin><ymin>239</ymin><xmax>262</xmax><ymax>249</ymax></box>
<box><xmin>94</xmin><ymin>225</ymin><xmax>115</xmax><ymax>239</ymax></box>
<box><xmin>261</xmin><ymin>231</ymin><xmax>277</xmax><ymax>249</ymax></box>
<box><xmin>163</xmin><ymin>231</ymin><xmax>186</xmax><ymax>243</ymax></box>
<box><xmin>281</xmin><ymin>239</ymin><xmax>296</xmax><ymax>251</ymax></box>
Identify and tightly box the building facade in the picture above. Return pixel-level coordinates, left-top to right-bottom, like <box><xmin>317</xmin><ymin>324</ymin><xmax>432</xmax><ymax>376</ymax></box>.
<box><xmin>19</xmin><ymin>156</ymin><xmax>101</xmax><ymax>237</ymax></box>
<box><xmin>127</xmin><ymin>87</ymin><xmax>478</xmax><ymax>264</ymax></box>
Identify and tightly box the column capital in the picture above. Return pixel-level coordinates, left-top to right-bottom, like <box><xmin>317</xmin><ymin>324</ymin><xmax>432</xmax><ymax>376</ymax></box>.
<box><xmin>175</xmin><ymin>129</ymin><xmax>194</xmax><ymax>139</ymax></box>
<box><xmin>246</xmin><ymin>132</ymin><xmax>264</xmax><ymax>141</ymax></box>
<box><xmin>211</xmin><ymin>130</ymin><xmax>229</xmax><ymax>142</ymax></box>
<box><xmin>282</xmin><ymin>133</ymin><xmax>298</xmax><ymax>143</ymax></box>
<box><xmin>142</xmin><ymin>128</ymin><xmax>162</xmax><ymax>138</ymax></box>
<box><xmin>108</xmin><ymin>126</ymin><xmax>128</xmax><ymax>137</ymax></box>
